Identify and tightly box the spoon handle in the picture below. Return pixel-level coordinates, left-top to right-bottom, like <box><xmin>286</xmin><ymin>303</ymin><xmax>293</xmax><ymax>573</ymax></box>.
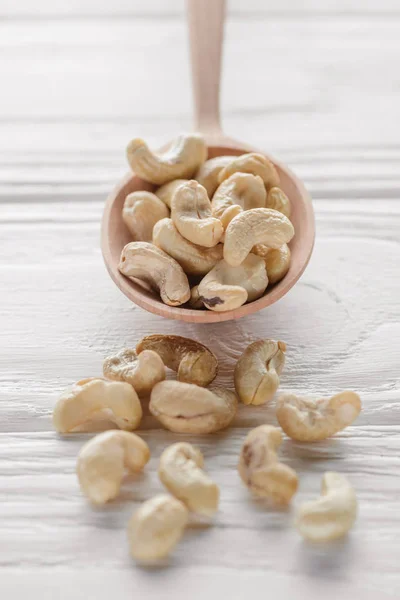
<box><xmin>186</xmin><ymin>0</ymin><xmax>226</xmax><ymax>135</ymax></box>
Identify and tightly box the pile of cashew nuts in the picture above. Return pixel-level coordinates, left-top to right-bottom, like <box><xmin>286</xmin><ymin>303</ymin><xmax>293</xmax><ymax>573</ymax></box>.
<box><xmin>53</xmin><ymin>334</ymin><xmax>361</xmax><ymax>563</ymax></box>
<box><xmin>118</xmin><ymin>133</ymin><xmax>294</xmax><ymax>311</ymax></box>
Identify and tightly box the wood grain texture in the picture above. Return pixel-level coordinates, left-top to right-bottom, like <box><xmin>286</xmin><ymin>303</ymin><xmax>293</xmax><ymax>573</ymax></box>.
<box><xmin>0</xmin><ymin>1</ymin><xmax>400</xmax><ymax>598</ymax></box>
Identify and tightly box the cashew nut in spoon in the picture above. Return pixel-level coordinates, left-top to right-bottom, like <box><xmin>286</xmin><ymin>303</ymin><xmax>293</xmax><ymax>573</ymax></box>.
<box><xmin>136</xmin><ymin>334</ymin><xmax>218</xmax><ymax>387</ymax></box>
<box><xmin>224</xmin><ymin>208</ymin><xmax>295</xmax><ymax>267</ymax></box>
<box><xmin>218</xmin><ymin>153</ymin><xmax>280</xmax><ymax>190</ymax></box>
<box><xmin>119</xmin><ymin>241</ymin><xmax>190</xmax><ymax>306</ymax></box>
<box><xmin>296</xmin><ymin>472</ymin><xmax>358</xmax><ymax>542</ymax></box>
<box><xmin>153</xmin><ymin>218</ymin><xmax>223</xmax><ymax>276</ymax></box>
<box><xmin>126</xmin><ymin>133</ymin><xmax>207</xmax><ymax>185</ymax></box>
<box><xmin>53</xmin><ymin>378</ymin><xmax>142</xmax><ymax>433</ymax></box>
<box><xmin>155</xmin><ymin>179</ymin><xmax>189</xmax><ymax>208</ymax></box>
<box><xmin>252</xmin><ymin>243</ymin><xmax>291</xmax><ymax>285</ymax></box>
<box><xmin>77</xmin><ymin>430</ymin><xmax>150</xmax><ymax>504</ymax></box>
<box><xmin>234</xmin><ymin>339</ymin><xmax>286</xmax><ymax>405</ymax></box>
<box><xmin>150</xmin><ymin>380</ymin><xmax>237</xmax><ymax>434</ymax></box>
<box><xmin>103</xmin><ymin>348</ymin><xmax>165</xmax><ymax>396</ymax></box>
<box><xmin>188</xmin><ymin>284</ymin><xmax>204</xmax><ymax>309</ymax></box>
<box><xmin>266</xmin><ymin>186</ymin><xmax>291</xmax><ymax>219</ymax></box>
<box><xmin>194</xmin><ymin>155</ymin><xmax>233</xmax><ymax>197</ymax></box>
<box><xmin>238</xmin><ymin>425</ymin><xmax>298</xmax><ymax>505</ymax></box>
<box><xmin>197</xmin><ymin>254</ymin><xmax>268</xmax><ymax>312</ymax></box>
<box><xmin>171</xmin><ymin>180</ymin><xmax>223</xmax><ymax>247</ymax></box>
<box><xmin>211</xmin><ymin>173</ymin><xmax>266</xmax><ymax>222</ymax></box>
<box><xmin>158</xmin><ymin>442</ymin><xmax>219</xmax><ymax>516</ymax></box>
<box><xmin>122</xmin><ymin>191</ymin><xmax>169</xmax><ymax>242</ymax></box>
<box><xmin>276</xmin><ymin>391</ymin><xmax>362</xmax><ymax>441</ymax></box>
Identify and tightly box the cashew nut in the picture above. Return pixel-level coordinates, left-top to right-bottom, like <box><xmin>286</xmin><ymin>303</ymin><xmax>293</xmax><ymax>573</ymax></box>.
<box><xmin>126</xmin><ymin>134</ymin><xmax>207</xmax><ymax>185</ymax></box>
<box><xmin>119</xmin><ymin>241</ymin><xmax>190</xmax><ymax>306</ymax></box>
<box><xmin>128</xmin><ymin>494</ymin><xmax>189</xmax><ymax>562</ymax></box>
<box><xmin>149</xmin><ymin>380</ymin><xmax>237</xmax><ymax>434</ymax></box>
<box><xmin>266</xmin><ymin>187</ymin><xmax>291</xmax><ymax>219</ymax></box>
<box><xmin>218</xmin><ymin>153</ymin><xmax>280</xmax><ymax>190</ymax></box>
<box><xmin>211</xmin><ymin>173</ymin><xmax>266</xmax><ymax>223</ymax></box>
<box><xmin>155</xmin><ymin>179</ymin><xmax>189</xmax><ymax>208</ymax></box>
<box><xmin>158</xmin><ymin>443</ymin><xmax>219</xmax><ymax>516</ymax></box>
<box><xmin>188</xmin><ymin>285</ymin><xmax>203</xmax><ymax>309</ymax></box>
<box><xmin>296</xmin><ymin>472</ymin><xmax>358</xmax><ymax>542</ymax></box>
<box><xmin>276</xmin><ymin>391</ymin><xmax>362</xmax><ymax>442</ymax></box>
<box><xmin>197</xmin><ymin>255</ymin><xmax>268</xmax><ymax>312</ymax></box>
<box><xmin>103</xmin><ymin>348</ymin><xmax>165</xmax><ymax>396</ymax></box>
<box><xmin>171</xmin><ymin>180</ymin><xmax>223</xmax><ymax>248</ymax></box>
<box><xmin>77</xmin><ymin>430</ymin><xmax>150</xmax><ymax>505</ymax></box>
<box><xmin>234</xmin><ymin>339</ymin><xmax>286</xmax><ymax>405</ymax></box>
<box><xmin>53</xmin><ymin>378</ymin><xmax>142</xmax><ymax>433</ymax></box>
<box><xmin>252</xmin><ymin>243</ymin><xmax>291</xmax><ymax>285</ymax></box>
<box><xmin>194</xmin><ymin>155</ymin><xmax>233</xmax><ymax>197</ymax></box>
<box><xmin>153</xmin><ymin>218</ymin><xmax>223</xmax><ymax>276</ymax></box>
<box><xmin>238</xmin><ymin>425</ymin><xmax>298</xmax><ymax>505</ymax></box>
<box><xmin>224</xmin><ymin>208</ymin><xmax>294</xmax><ymax>267</ymax></box>
<box><xmin>122</xmin><ymin>191</ymin><xmax>169</xmax><ymax>242</ymax></box>
<box><xmin>136</xmin><ymin>334</ymin><xmax>217</xmax><ymax>387</ymax></box>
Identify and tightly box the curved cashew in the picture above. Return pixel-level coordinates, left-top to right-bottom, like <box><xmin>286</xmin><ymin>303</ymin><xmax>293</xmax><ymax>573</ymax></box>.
<box><xmin>136</xmin><ymin>334</ymin><xmax>217</xmax><ymax>387</ymax></box>
<box><xmin>171</xmin><ymin>180</ymin><xmax>223</xmax><ymax>248</ymax></box>
<box><xmin>252</xmin><ymin>243</ymin><xmax>291</xmax><ymax>285</ymax></box>
<box><xmin>276</xmin><ymin>391</ymin><xmax>361</xmax><ymax>442</ymax></box>
<box><xmin>188</xmin><ymin>285</ymin><xmax>203</xmax><ymax>309</ymax></box>
<box><xmin>234</xmin><ymin>339</ymin><xmax>286</xmax><ymax>405</ymax></box>
<box><xmin>224</xmin><ymin>208</ymin><xmax>294</xmax><ymax>267</ymax></box>
<box><xmin>149</xmin><ymin>380</ymin><xmax>237</xmax><ymax>434</ymax></box>
<box><xmin>238</xmin><ymin>425</ymin><xmax>298</xmax><ymax>504</ymax></box>
<box><xmin>119</xmin><ymin>241</ymin><xmax>190</xmax><ymax>306</ymax></box>
<box><xmin>296</xmin><ymin>472</ymin><xmax>358</xmax><ymax>542</ymax></box>
<box><xmin>219</xmin><ymin>204</ymin><xmax>243</xmax><ymax>233</ymax></box>
<box><xmin>128</xmin><ymin>494</ymin><xmax>189</xmax><ymax>562</ymax></box>
<box><xmin>194</xmin><ymin>155</ymin><xmax>233</xmax><ymax>197</ymax></box>
<box><xmin>266</xmin><ymin>187</ymin><xmax>291</xmax><ymax>219</ymax></box>
<box><xmin>153</xmin><ymin>218</ymin><xmax>223</xmax><ymax>276</ymax></box>
<box><xmin>211</xmin><ymin>173</ymin><xmax>266</xmax><ymax>224</ymax></box>
<box><xmin>53</xmin><ymin>378</ymin><xmax>142</xmax><ymax>433</ymax></box>
<box><xmin>77</xmin><ymin>430</ymin><xmax>150</xmax><ymax>505</ymax></box>
<box><xmin>122</xmin><ymin>191</ymin><xmax>169</xmax><ymax>242</ymax></box>
<box><xmin>126</xmin><ymin>134</ymin><xmax>207</xmax><ymax>185</ymax></box>
<box><xmin>155</xmin><ymin>179</ymin><xmax>189</xmax><ymax>208</ymax></box>
<box><xmin>103</xmin><ymin>348</ymin><xmax>165</xmax><ymax>396</ymax></box>
<box><xmin>218</xmin><ymin>153</ymin><xmax>280</xmax><ymax>190</ymax></box>
<box><xmin>158</xmin><ymin>442</ymin><xmax>219</xmax><ymax>516</ymax></box>
<box><xmin>197</xmin><ymin>255</ymin><xmax>268</xmax><ymax>312</ymax></box>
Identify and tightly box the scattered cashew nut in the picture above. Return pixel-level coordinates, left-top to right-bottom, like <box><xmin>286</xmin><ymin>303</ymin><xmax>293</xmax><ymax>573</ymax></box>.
<box><xmin>194</xmin><ymin>155</ymin><xmax>233</xmax><ymax>197</ymax></box>
<box><xmin>158</xmin><ymin>442</ymin><xmax>219</xmax><ymax>516</ymax></box>
<box><xmin>266</xmin><ymin>187</ymin><xmax>291</xmax><ymax>219</ymax></box>
<box><xmin>153</xmin><ymin>218</ymin><xmax>223</xmax><ymax>276</ymax></box>
<box><xmin>296</xmin><ymin>472</ymin><xmax>358</xmax><ymax>542</ymax></box>
<box><xmin>119</xmin><ymin>241</ymin><xmax>190</xmax><ymax>306</ymax></box>
<box><xmin>218</xmin><ymin>153</ymin><xmax>280</xmax><ymax>190</ymax></box>
<box><xmin>128</xmin><ymin>494</ymin><xmax>189</xmax><ymax>562</ymax></box>
<box><xmin>122</xmin><ymin>191</ymin><xmax>169</xmax><ymax>242</ymax></box>
<box><xmin>238</xmin><ymin>425</ymin><xmax>298</xmax><ymax>504</ymax></box>
<box><xmin>53</xmin><ymin>378</ymin><xmax>142</xmax><ymax>433</ymax></box>
<box><xmin>126</xmin><ymin>134</ymin><xmax>207</xmax><ymax>185</ymax></box>
<box><xmin>150</xmin><ymin>380</ymin><xmax>237</xmax><ymax>434</ymax></box>
<box><xmin>155</xmin><ymin>179</ymin><xmax>189</xmax><ymax>208</ymax></box>
<box><xmin>197</xmin><ymin>254</ymin><xmax>268</xmax><ymax>312</ymax></box>
<box><xmin>276</xmin><ymin>391</ymin><xmax>362</xmax><ymax>442</ymax></box>
<box><xmin>77</xmin><ymin>430</ymin><xmax>150</xmax><ymax>504</ymax></box>
<box><xmin>252</xmin><ymin>243</ymin><xmax>291</xmax><ymax>285</ymax></box>
<box><xmin>136</xmin><ymin>334</ymin><xmax>218</xmax><ymax>387</ymax></box>
<box><xmin>224</xmin><ymin>208</ymin><xmax>294</xmax><ymax>267</ymax></box>
<box><xmin>234</xmin><ymin>339</ymin><xmax>286</xmax><ymax>405</ymax></box>
<box><xmin>211</xmin><ymin>173</ymin><xmax>266</xmax><ymax>225</ymax></box>
<box><xmin>171</xmin><ymin>180</ymin><xmax>223</xmax><ymax>248</ymax></box>
<box><xmin>103</xmin><ymin>348</ymin><xmax>165</xmax><ymax>396</ymax></box>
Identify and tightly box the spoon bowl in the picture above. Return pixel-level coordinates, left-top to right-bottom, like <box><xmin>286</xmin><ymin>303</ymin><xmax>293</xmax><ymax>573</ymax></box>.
<box><xmin>101</xmin><ymin>136</ymin><xmax>314</xmax><ymax>323</ymax></box>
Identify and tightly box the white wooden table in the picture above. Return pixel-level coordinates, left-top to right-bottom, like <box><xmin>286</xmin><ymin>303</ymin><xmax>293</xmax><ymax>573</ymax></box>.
<box><xmin>1</xmin><ymin>1</ymin><xmax>399</xmax><ymax>598</ymax></box>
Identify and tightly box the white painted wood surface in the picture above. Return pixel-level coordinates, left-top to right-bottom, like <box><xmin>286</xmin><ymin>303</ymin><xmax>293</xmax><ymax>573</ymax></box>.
<box><xmin>1</xmin><ymin>1</ymin><xmax>399</xmax><ymax>598</ymax></box>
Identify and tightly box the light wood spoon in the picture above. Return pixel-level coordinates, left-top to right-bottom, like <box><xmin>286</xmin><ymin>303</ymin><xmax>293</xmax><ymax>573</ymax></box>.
<box><xmin>101</xmin><ymin>0</ymin><xmax>315</xmax><ymax>323</ymax></box>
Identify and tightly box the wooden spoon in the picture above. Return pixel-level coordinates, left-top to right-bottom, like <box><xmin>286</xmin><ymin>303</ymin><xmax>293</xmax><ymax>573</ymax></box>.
<box><xmin>101</xmin><ymin>0</ymin><xmax>315</xmax><ymax>323</ymax></box>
